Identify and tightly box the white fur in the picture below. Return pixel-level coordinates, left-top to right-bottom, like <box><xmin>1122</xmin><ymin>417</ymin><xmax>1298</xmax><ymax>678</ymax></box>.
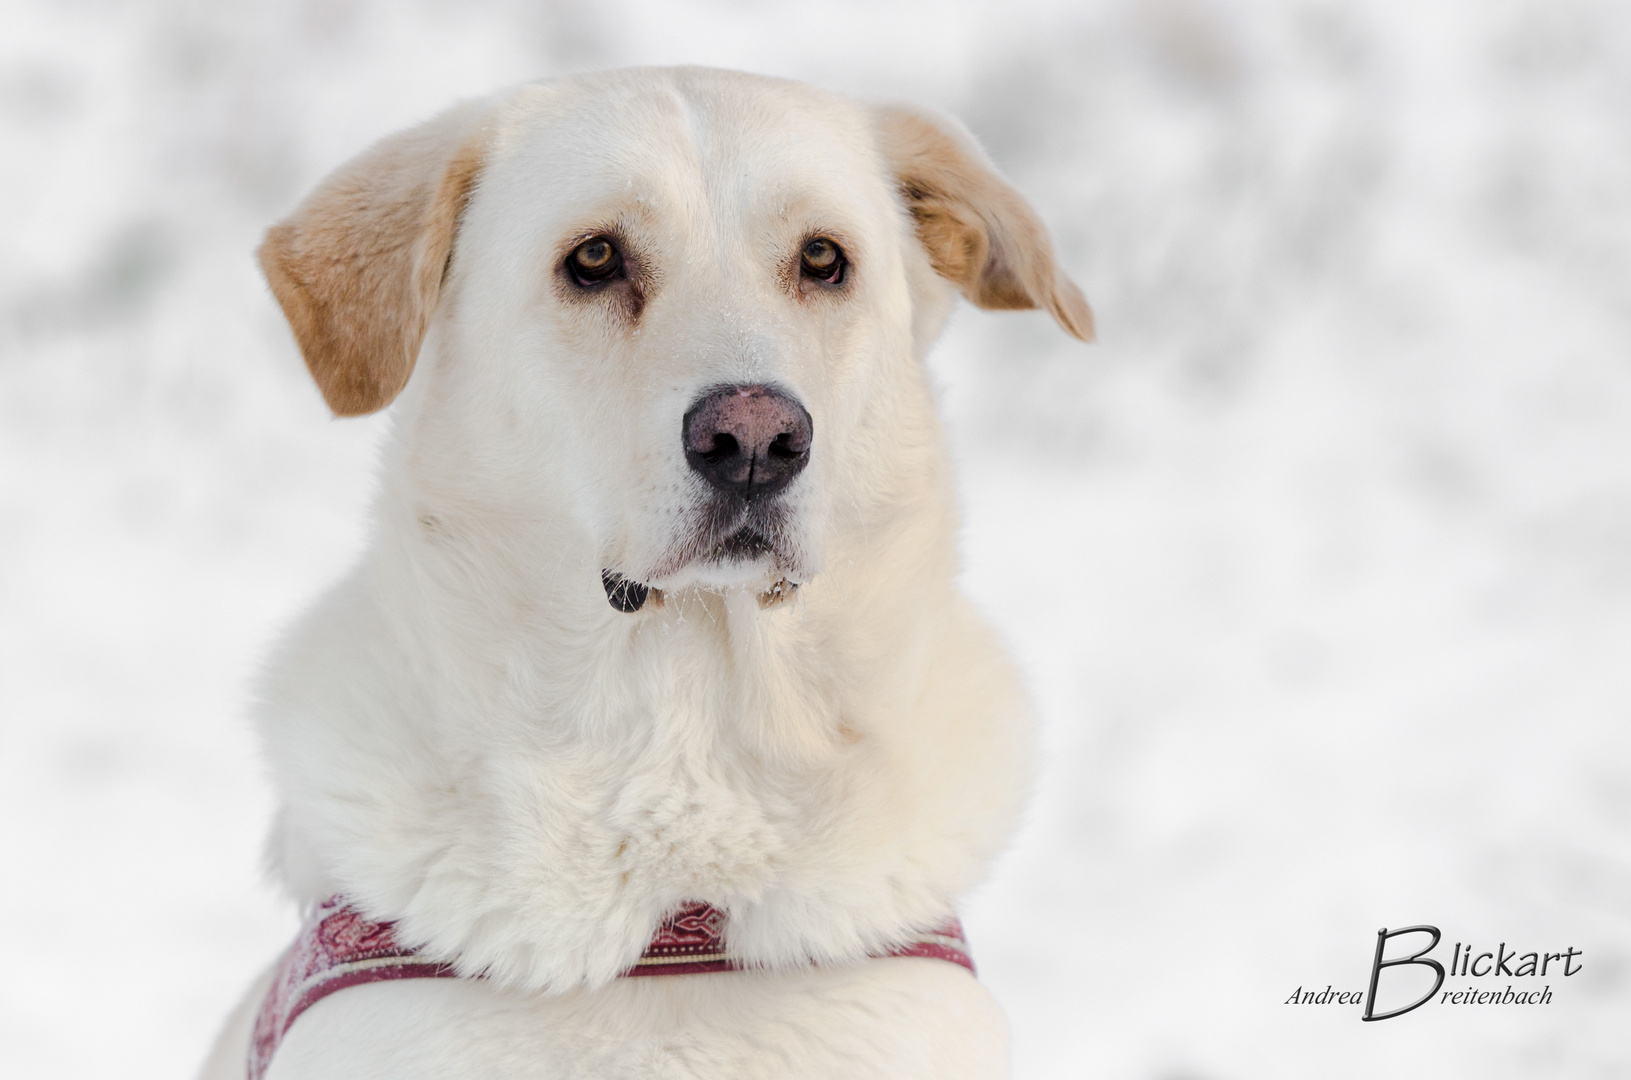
<box><xmin>206</xmin><ymin>68</ymin><xmax>1047</xmax><ymax>1079</ymax></box>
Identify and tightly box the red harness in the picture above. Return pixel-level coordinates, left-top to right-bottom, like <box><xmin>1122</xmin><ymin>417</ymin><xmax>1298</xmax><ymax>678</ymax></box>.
<box><xmin>249</xmin><ymin>897</ymin><xmax>974</xmax><ymax>1079</ymax></box>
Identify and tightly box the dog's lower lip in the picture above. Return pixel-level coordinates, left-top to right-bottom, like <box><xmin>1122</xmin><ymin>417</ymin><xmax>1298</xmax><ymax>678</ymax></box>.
<box><xmin>601</xmin><ymin>569</ymin><xmax>649</xmax><ymax>612</ymax></box>
<box><xmin>714</xmin><ymin>528</ymin><xmax>773</xmax><ymax>560</ymax></box>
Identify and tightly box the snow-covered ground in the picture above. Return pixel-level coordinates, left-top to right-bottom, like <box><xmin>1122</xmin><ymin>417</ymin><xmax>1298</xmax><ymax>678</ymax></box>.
<box><xmin>3</xmin><ymin>1</ymin><xmax>1629</xmax><ymax>1076</ymax></box>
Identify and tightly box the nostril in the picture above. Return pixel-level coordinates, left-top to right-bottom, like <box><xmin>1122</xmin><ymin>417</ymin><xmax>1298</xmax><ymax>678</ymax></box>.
<box><xmin>767</xmin><ymin>432</ymin><xmax>803</xmax><ymax>459</ymax></box>
<box><xmin>699</xmin><ymin>433</ymin><xmax>740</xmax><ymax>463</ymax></box>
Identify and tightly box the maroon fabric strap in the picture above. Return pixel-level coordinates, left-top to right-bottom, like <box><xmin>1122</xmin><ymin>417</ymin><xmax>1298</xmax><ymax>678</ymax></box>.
<box><xmin>248</xmin><ymin>897</ymin><xmax>974</xmax><ymax>1079</ymax></box>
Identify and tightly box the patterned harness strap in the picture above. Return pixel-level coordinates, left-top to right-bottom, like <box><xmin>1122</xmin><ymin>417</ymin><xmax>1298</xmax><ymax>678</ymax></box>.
<box><xmin>248</xmin><ymin>897</ymin><xmax>974</xmax><ymax>1079</ymax></box>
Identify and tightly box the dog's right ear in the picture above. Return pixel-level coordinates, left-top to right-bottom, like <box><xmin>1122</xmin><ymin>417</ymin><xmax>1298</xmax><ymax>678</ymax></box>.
<box><xmin>258</xmin><ymin>102</ymin><xmax>492</xmax><ymax>416</ymax></box>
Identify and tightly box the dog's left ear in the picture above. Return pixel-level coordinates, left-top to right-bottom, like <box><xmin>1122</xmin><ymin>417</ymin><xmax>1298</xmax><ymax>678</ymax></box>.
<box><xmin>258</xmin><ymin>100</ymin><xmax>492</xmax><ymax>416</ymax></box>
<box><xmin>874</xmin><ymin>105</ymin><xmax>1094</xmax><ymax>342</ymax></box>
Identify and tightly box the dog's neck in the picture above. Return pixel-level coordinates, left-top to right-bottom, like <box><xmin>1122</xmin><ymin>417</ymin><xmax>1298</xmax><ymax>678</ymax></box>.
<box><xmin>375</xmin><ymin>499</ymin><xmax>955</xmax><ymax>760</ymax></box>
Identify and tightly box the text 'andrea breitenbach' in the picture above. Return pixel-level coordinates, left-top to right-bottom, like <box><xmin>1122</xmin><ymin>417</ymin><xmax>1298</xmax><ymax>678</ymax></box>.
<box><xmin>1283</xmin><ymin>925</ymin><xmax>1583</xmax><ymax>1021</ymax></box>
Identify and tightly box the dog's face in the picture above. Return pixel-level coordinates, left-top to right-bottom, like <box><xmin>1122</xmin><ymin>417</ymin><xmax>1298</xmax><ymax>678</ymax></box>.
<box><xmin>260</xmin><ymin>69</ymin><xmax>1092</xmax><ymax>607</ymax></box>
<box><xmin>450</xmin><ymin>74</ymin><xmax>917</xmax><ymax>595</ymax></box>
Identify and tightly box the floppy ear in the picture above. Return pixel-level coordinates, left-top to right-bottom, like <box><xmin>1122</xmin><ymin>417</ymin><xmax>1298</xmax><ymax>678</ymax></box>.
<box><xmin>258</xmin><ymin>101</ymin><xmax>492</xmax><ymax>416</ymax></box>
<box><xmin>874</xmin><ymin>105</ymin><xmax>1094</xmax><ymax>342</ymax></box>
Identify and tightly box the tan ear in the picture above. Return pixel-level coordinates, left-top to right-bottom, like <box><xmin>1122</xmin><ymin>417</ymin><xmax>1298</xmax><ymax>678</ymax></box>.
<box><xmin>258</xmin><ymin>101</ymin><xmax>492</xmax><ymax>416</ymax></box>
<box><xmin>874</xmin><ymin>105</ymin><xmax>1094</xmax><ymax>342</ymax></box>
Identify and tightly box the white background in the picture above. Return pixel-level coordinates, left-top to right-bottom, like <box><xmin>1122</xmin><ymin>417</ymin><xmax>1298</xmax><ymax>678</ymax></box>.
<box><xmin>3</xmin><ymin>1</ymin><xmax>1628</xmax><ymax>1076</ymax></box>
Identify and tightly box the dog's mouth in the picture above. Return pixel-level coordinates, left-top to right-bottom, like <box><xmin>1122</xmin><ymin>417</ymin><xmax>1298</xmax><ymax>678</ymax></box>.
<box><xmin>712</xmin><ymin>526</ymin><xmax>775</xmax><ymax>562</ymax></box>
<box><xmin>661</xmin><ymin>496</ymin><xmax>798</xmax><ymax>577</ymax></box>
<box><xmin>604</xmin><ymin>498</ymin><xmax>805</xmax><ymax>611</ymax></box>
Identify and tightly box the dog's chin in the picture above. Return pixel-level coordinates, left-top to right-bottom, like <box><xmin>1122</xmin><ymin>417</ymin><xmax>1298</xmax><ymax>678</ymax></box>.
<box><xmin>714</xmin><ymin>527</ymin><xmax>776</xmax><ymax>562</ymax></box>
<box><xmin>629</xmin><ymin>506</ymin><xmax>808</xmax><ymax>592</ymax></box>
<box><xmin>613</xmin><ymin>496</ymin><xmax>817</xmax><ymax>601</ymax></box>
<box><xmin>655</xmin><ymin>527</ymin><xmax>804</xmax><ymax>592</ymax></box>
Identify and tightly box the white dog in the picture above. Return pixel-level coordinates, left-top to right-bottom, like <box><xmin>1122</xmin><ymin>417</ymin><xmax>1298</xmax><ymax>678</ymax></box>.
<box><xmin>201</xmin><ymin>66</ymin><xmax>1091</xmax><ymax>1080</ymax></box>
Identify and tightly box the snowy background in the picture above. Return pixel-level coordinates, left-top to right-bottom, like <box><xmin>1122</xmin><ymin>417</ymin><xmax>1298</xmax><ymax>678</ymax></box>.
<box><xmin>3</xmin><ymin>0</ymin><xmax>1630</xmax><ymax>1076</ymax></box>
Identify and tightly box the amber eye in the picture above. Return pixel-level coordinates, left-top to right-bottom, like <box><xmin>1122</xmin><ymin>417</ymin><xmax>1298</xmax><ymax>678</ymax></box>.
<box><xmin>567</xmin><ymin>237</ymin><xmax>624</xmax><ymax>285</ymax></box>
<box><xmin>799</xmin><ymin>237</ymin><xmax>845</xmax><ymax>284</ymax></box>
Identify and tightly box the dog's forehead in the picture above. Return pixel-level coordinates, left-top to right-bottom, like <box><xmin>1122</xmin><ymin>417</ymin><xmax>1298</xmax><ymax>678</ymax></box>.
<box><xmin>484</xmin><ymin>69</ymin><xmax>892</xmax><ymax>229</ymax></box>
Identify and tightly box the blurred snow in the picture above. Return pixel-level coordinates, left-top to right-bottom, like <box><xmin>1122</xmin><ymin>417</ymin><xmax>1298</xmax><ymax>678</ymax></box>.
<box><xmin>3</xmin><ymin>1</ymin><xmax>1630</xmax><ymax>1077</ymax></box>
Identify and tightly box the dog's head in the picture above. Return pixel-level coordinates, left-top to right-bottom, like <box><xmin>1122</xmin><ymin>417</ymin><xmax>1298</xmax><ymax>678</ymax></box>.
<box><xmin>260</xmin><ymin>69</ymin><xmax>1090</xmax><ymax>608</ymax></box>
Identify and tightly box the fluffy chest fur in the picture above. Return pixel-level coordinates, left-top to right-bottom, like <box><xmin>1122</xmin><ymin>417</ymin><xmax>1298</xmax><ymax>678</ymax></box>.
<box><xmin>261</xmin><ymin>522</ymin><xmax>1032</xmax><ymax>991</ymax></box>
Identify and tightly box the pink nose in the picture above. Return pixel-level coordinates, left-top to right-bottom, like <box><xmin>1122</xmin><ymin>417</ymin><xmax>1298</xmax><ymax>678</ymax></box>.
<box><xmin>682</xmin><ymin>385</ymin><xmax>812</xmax><ymax>500</ymax></box>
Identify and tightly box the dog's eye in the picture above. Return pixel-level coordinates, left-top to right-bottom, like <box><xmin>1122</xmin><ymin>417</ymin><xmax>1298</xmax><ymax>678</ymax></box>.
<box><xmin>799</xmin><ymin>238</ymin><xmax>845</xmax><ymax>284</ymax></box>
<box><xmin>567</xmin><ymin>237</ymin><xmax>624</xmax><ymax>285</ymax></box>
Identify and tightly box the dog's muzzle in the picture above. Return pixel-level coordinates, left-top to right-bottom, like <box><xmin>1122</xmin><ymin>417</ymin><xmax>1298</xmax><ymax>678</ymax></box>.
<box><xmin>603</xmin><ymin>384</ymin><xmax>814</xmax><ymax>612</ymax></box>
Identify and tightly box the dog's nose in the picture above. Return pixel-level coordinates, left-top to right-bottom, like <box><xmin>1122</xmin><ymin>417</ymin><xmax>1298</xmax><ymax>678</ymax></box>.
<box><xmin>683</xmin><ymin>385</ymin><xmax>812</xmax><ymax>500</ymax></box>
